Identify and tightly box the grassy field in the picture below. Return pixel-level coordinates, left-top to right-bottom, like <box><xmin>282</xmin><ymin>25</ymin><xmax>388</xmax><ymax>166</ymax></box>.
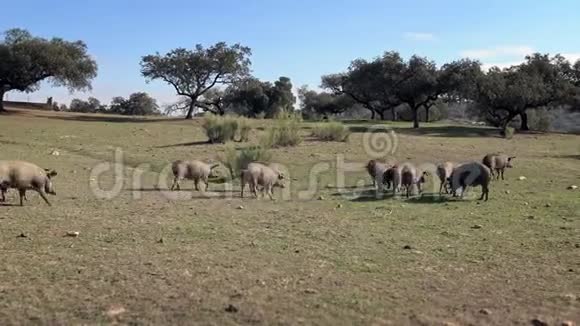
<box><xmin>0</xmin><ymin>108</ymin><xmax>578</xmax><ymax>325</ymax></box>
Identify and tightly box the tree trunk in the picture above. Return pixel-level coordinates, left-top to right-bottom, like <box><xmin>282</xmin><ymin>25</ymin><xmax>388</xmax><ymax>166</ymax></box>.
<box><xmin>0</xmin><ymin>89</ymin><xmax>5</xmax><ymax>112</ymax></box>
<box><xmin>501</xmin><ymin>112</ymin><xmax>518</xmax><ymax>129</ymax></box>
<box><xmin>185</xmin><ymin>97</ymin><xmax>196</xmax><ymax>119</ymax></box>
<box><xmin>412</xmin><ymin>107</ymin><xmax>420</xmax><ymax>128</ymax></box>
<box><xmin>377</xmin><ymin>110</ymin><xmax>385</xmax><ymax>120</ymax></box>
<box><xmin>369</xmin><ymin>109</ymin><xmax>375</xmax><ymax>120</ymax></box>
<box><xmin>425</xmin><ymin>106</ymin><xmax>430</xmax><ymax>122</ymax></box>
<box><xmin>391</xmin><ymin>107</ymin><xmax>397</xmax><ymax>121</ymax></box>
<box><xmin>519</xmin><ymin>111</ymin><xmax>529</xmax><ymax>131</ymax></box>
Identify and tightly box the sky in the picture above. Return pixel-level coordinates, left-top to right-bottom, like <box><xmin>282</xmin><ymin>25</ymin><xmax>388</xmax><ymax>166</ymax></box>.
<box><xmin>2</xmin><ymin>0</ymin><xmax>580</xmax><ymax>108</ymax></box>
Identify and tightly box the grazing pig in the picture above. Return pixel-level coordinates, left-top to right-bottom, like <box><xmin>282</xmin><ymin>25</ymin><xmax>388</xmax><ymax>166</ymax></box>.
<box><xmin>170</xmin><ymin>160</ymin><xmax>219</xmax><ymax>192</ymax></box>
<box><xmin>436</xmin><ymin>161</ymin><xmax>456</xmax><ymax>195</ymax></box>
<box><xmin>400</xmin><ymin>165</ymin><xmax>427</xmax><ymax>198</ymax></box>
<box><xmin>482</xmin><ymin>154</ymin><xmax>515</xmax><ymax>180</ymax></box>
<box><xmin>0</xmin><ymin>160</ymin><xmax>57</xmax><ymax>206</ymax></box>
<box><xmin>383</xmin><ymin>165</ymin><xmax>402</xmax><ymax>195</ymax></box>
<box><xmin>366</xmin><ymin>160</ymin><xmax>389</xmax><ymax>189</ymax></box>
<box><xmin>448</xmin><ymin>162</ymin><xmax>491</xmax><ymax>201</ymax></box>
<box><xmin>241</xmin><ymin>162</ymin><xmax>285</xmax><ymax>200</ymax></box>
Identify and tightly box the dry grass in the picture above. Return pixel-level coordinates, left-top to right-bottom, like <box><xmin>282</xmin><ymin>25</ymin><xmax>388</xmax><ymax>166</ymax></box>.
<box><xmin>0</xmin><ymin>107</ymin><xmax>579</xmax><ymax>325</ymax></box>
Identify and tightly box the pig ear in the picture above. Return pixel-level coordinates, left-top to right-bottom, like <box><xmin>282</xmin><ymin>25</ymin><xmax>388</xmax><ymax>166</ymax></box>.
<box><xmin>47</xmin><ymin>170</ymin><xmax>58</xmax><ymax>178</ymax></box>
<box><xmin>508</xmin><ymin>156</ymin><xmax>516</xmax><ymax>161</ymax></box>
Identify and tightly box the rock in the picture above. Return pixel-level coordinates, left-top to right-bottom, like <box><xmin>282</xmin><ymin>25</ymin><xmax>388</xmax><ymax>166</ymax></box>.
<box><xmin>479</xmin><ymin>308</ymin><xmax>491</xmax><ymax>315</ymax></box>
<box><xmin>50</xmin><ymin>150</ymin><xmax>60</xmax><ymax>156</ymax></box>
<box><xmin>518</xmin><ymin>176</ymin><xmax>527</xmax><ymax>181</ymax></box>
<box><xmin>561</xmin><ymin>294</ymin><xmax>577</xmax><ymax>301</ymax></box>
<box><xmin>403</xmin><ymin>245</ymin><xmax>413</xmax><ymax>250</ymax></box>
<box><xmin>545</xmin><ymin>203</ymin><xmax>552</xmax><ymax>208</ymax></box>
<box><xmin>531</xmin><ymin>318</ymin><xmax>548</xmax><ymax>326</ymax></box>
<box><xmin>471</xmin><ymin>224</ymin><xmax>483</xmax><ymax>229</ymax></box>
<box><xmin>337</xmin><ymin>204</ymin><xmax>343</xmax><ymax>208</ymax></box>
<box><xmin>224</xmin><ymin>304</ymin><xmax>238</xmax><ymax>313</ymax></box>
<box><xmin>157</xmin><ymin>238</ymin><xmax>164</xmax><ymax>244</ymax></box>
<box><xmin>65</xmin><ymin>231</ymin><xmax>80</xmax><ymax>237</ymax></box>
<box><xmin>561</xmin><ymin>321</ymin><xmax>576</xmax><ymax>326</ymax></box>
<box><xmin>523</xmin><ymin>202</ymin><xmax>529</xmax><ymax>206</ymax></box>
<box><xmin>318</xmin><ymin>195</ymin><xmax>324</xmax><ymax>200</ymax></box>
<box><xmin>106</xmin><ymin>305</ymin><xmax>126</xmax><ymax>318</ymax></box>
<box><xmin>304</xmin><ymin>288</ymin><xmax>318</xmax><ymax>294</ymax></box>
<box><xmin>527</xmin><ymin>215</ymin><xmax>535</xmax><ymax>220</ymax></box>
<box><xmin>236</xmin><ymin>205</ymin><xmax>244</xmax><ymax>210</ymax></box>
<box><xmin>505</xmin><ymin>190</ymin><xmax>511</xmax><ymax>194</ymax></box>
<box><xmin>567</xmin><ymin>185</ymin><xmax>578</xmax><ymax>190</ymax></box>
<box><xmin>17</xmin><ymin>232</ymin><xmax>28</xmax><ymax>238</ymax></box>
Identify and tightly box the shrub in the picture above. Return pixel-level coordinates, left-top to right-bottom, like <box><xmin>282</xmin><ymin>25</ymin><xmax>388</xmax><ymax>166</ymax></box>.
<box><xmin>311</xmin><ymin>121</ymin><xmax>351</xmax><ymax>142</ymax></box>
<box><xmin>275</xmin><ymin>110</ymin><xmax>303</xmax><ymax>121</ymax></box>
<box><xmin>237</xmin><ymin>117</ymin><xmax>252</xmax><ymax>142</ymax></box>
<box><xmin>219</xmin><ymin>142</ymin><xmax>272</xmax><ymax>179</ymax></box>
<box><xmin>503</xmin><ymin>126</ymin><xmax>515</xmax><ymax>139</ymax></box>
<box><xmin>528</xmin><ymin>109</ymin><xmax>551</xmax><ymax>131</ymax></box>
<box><xmin>261</xmin><ymin>114</ymin><xmax>302</xmax><ymax>147</ymax></box>
<box><xmin>202</xmin><ymin>114</ymin><xmax>252</xmax><ymax>143</ymax></box>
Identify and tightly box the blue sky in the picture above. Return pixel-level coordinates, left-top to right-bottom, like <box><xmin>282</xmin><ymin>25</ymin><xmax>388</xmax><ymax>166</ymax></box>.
<box><xmin>3</xmin><ymin>0</ymin><xmax>580</xmax><ymax>107</ymax></box>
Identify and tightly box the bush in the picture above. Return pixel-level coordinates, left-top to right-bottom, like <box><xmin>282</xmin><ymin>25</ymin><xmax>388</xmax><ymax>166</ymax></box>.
<box><xmin>261</xmin><ymin>114</ymin><xmax>302</xmax><ymax>147</ymax></box>
<box><xmin>528</xmin><ymin>109</ymin><xmax>551</xmax><ymax>131</ymax></box>
<box><xmin>503</xmin><ymin>126</ymin><xmax>515</xmax><ymax>139</ymax></box>
<box><xmin>202</xmin><ymin>114</ymin><xmax>252</xmax><ymax>143</ymax></box>
<box><xmin>238</xmin><ymin>117</ymin><xmax>252</xmax><ymax>142</ymax></box>
<box><xmin>311</xmin><ymin>121</ymin><xmax>350</xmax><ymax>142</ymax></box>
<box><xmin>219</xmin><ymin>142</ymin><xmax>272</xmax><ymax>179</ymax></box>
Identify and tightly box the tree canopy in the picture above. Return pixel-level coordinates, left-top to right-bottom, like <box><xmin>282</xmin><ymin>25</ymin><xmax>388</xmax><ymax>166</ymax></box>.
<box><xmin>298</xmin><ymin>86</ymin><xmax>354</xmax><ymax>119</ymax></box>
<box><xmin>109</xmin><ymin>92</ymin><xmax>160</xmax><ymax>116</ymax></box>
<box><xmin>69</xmin><ymin>97</ymin><xmax>105</xmax><ymax>113</ymax></box>
<box><xmin>165</xmin><ymin>76</ymin><xmax>296</xmax><ymax>118</ymax></box>
<box><xmin>141</xmin><ymin>42</ymin><xmax>252</xmax><ymax>119</ymax></box>
<box><xmin>0</xmin><ymin>28</ymin><xmax>98</xmax><ymax>112</ymax></box>
<box><xmin>322</xmin><ymin>51</ymin><xmax>480</xmax><ymax>127</ymax></box>
<box><xmin>470</xmin><ymin>53</ymin><xmax>575</xmax><ymax>129</ymax></box>
<box><xmin>321</xmin><ymin>52</ymin><xmax>405</xmax><ymax>121</ymax></box>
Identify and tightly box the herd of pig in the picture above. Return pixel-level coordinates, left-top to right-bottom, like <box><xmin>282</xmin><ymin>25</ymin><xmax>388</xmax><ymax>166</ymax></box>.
<box><xmin>367</xmin><ymin>153</ymin><xmax>515</xmax><ymax>201</ymax></box>
<box><xmin>0</xmin><ymin>153</ymin><xmax>513</xmax><ymax>206</ymax></box>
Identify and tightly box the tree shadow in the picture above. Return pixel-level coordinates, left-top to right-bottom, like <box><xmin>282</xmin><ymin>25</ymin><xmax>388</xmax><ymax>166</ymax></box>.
<box><xmin>326</xmin><ymin>184</ymin><xmax>373</xmax><ymax>190</ymax></box>
<box><xmin>405</xmin><ymin>193</ymin><xmax>452</xmax><ymax>204</ymax></box>
<box><xmin>346</xmin><ymin>124</ymin><xmax>501</xmax><ymax>138</ymax></box>
<box><xmin>156</xmin><ymin>140</ymin><xmax>209</xmax><ymax>148</ymax></box>
<box><xmin>553</xmin><ymin>154</ymin><xmax>580</xmax><ymax>160</ymax></box>
<box><xmin>328</xmin><ymin>189</ymin><xmax>397</xmax><ymax>202</ymax></box>
<box><xmin>349</xmin><ymin>191</ymin><xmax>396</xmax><ymax>202</ymax></box>
<box><xmin>0</xmin><ymin>203</ymin><xmax>19</xmax><ymax>207</ymax></box>
<box><xmin>125</xmin><ymin>188</ymin><xmax>238</xmax><ymax>199</ymax></box>
<box><xmin>44</xmin><ymin>115</ymin><xmax>180</xmax><ymax>123</ymax></box>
